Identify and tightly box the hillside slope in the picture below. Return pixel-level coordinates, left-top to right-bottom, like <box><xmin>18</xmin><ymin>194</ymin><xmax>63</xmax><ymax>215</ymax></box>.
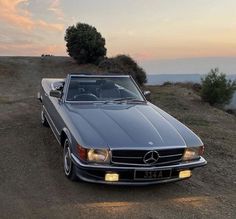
<box><xmin>148</xmin><ymin>84</ymin><xmax>236</xmax><ymax>192</ymax></box>
<box><xmin>0</xmin><ymin>57</ymin><xmax>235</xmax><ymax>218</ymax></box>
<box><xmin>0</xmin><ymin>56</ymin><xmax>99</xmax><ymax>98</ymax></box>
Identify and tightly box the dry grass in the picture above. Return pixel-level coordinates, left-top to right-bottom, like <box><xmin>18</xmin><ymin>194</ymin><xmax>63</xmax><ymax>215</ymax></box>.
<box><xmin>148</xmin><ymin>84</ymin><xmax>236</xmax><ymax>190</ymax></box>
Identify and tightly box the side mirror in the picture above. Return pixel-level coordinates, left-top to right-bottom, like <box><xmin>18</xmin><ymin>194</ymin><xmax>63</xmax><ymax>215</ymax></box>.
<box><xmin>143</xmin><ymin>90</ymin><xmax>151</xmax><ymax>101</ymax></box>
<box><xmin>50</xmin><ymin>90</ymin><xmax>62</xmax><ymax>98</ymax></box>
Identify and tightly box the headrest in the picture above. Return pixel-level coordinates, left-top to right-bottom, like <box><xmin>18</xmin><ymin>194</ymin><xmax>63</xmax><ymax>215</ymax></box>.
<box><xmin>100</xmin><ymin>81</ymin><xmax>116</xmax><ymax>89</ymax></box>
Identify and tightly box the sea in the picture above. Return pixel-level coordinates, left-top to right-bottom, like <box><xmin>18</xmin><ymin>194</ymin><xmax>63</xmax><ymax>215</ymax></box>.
<box><xmin>146</xmin><ymin>74</ymin><xmax>236</xmax><ymax>109</ymax></box>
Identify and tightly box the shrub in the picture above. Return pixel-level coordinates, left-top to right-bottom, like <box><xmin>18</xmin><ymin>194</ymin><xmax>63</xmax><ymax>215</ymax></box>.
<box><xmin>162</xmin><ymin>81</ymin><xmax>173</xmax><ymax>86</ymax></box>
<box><xmin>200</xmin><ymin>68</ymin><xmax>236</xmax><ymax>105</ymax></box>
<box><xmin>192</xmin><ymin>83</ymin><xmax>202</xmax><ymax>93</ymax></box>
<box><xmin>99</xmin><ymin>55</ymin><xmax>147</xmax><ymax>86</ymax></box>
<box><xmin>64</xmin><ymin>23</ymin><xmax>107</xmax><ymax>64</ymax></box>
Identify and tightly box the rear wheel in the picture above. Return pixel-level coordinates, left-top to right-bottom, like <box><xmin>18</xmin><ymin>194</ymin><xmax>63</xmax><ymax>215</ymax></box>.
<box><xmin>63</xmin><ymin>139</ymin><xmax>78</xmax><ymax>181</ymax></box>
<box><xmin>41</xmin><ymin>108</ymin><xmax>49</xmax><ymax>127</ymax></box>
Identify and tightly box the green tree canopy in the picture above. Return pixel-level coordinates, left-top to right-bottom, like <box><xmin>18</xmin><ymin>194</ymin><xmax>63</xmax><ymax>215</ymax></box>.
<box><xmin>64</xmin><ymin>23</ymin><xmax>107</xmax><ymax>64</ymax></box>
<box><xmin>201</xmin><ymin>68</ymin><xmax>236</xmax><ymax>105</ymax></box>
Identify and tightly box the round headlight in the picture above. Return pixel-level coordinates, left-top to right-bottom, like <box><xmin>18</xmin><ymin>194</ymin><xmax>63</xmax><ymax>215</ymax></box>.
<box><xmin>87</xmin><ymin>149</ymin><xmax>110</xmax><ymax>163</ymax></box>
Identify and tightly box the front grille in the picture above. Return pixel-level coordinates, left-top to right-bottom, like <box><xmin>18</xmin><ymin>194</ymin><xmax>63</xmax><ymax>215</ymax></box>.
<box><xmin>111</xmin><ymin>148</ymin><xmax>185</xmax><ymax>166</ymax></box>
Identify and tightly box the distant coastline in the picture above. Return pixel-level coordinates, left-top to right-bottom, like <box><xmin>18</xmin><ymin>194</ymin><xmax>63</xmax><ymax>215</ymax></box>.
<box><xmin>146</xmin><ymin>74</ymin><xmax>236</xmax><ymax>109</ymax></box>
<box><xmin>146</xmin><ymin>74</ymin><xmax>236</xmax><ymax>85</ymax></box>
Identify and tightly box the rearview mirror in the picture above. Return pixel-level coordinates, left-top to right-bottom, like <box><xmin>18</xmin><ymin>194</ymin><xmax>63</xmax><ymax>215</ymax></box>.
<box><xmin>143</xmin><ymin>90</ymin><xmax>151</xmax><ymax>101</ymax></box>
<box><xmin>50</xmin><ymin>90</ymin><xmax>62</xmax><ymax>98</ymax></box>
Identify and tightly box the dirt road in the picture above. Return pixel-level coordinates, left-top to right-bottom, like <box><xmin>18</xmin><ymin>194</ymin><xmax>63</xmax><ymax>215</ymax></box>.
<box><xmin>0</xmin><ymin>57</ymin><xmax>235</xmax><ymax>219</ymax></box>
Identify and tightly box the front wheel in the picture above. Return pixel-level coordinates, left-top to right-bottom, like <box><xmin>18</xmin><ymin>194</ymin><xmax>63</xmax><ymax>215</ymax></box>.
<box><xmin>63</xmin><ymin>139</ymin><xmax>78</xmax><ymax>181</ymax></box>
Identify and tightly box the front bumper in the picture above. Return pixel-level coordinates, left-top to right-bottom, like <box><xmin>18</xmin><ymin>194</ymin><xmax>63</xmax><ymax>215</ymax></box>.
<box><xmin>71</xmin><ymin>154</ymin><xmax>207</xmax><ymax>185</ymax></box>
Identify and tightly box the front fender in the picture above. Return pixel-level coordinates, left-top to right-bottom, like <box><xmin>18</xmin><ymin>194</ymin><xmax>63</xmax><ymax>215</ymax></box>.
<box><xmin>62</xmin><ymin>127</ymin><xmax>72</xmax><ymax>145</ymax></box>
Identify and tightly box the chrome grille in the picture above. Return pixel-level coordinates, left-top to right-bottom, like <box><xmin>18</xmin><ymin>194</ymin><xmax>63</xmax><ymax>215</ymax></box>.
<box><xmin>111</xmin><ymin>148</ymin><xmax>185</xmax><ymax>166</ymax></box>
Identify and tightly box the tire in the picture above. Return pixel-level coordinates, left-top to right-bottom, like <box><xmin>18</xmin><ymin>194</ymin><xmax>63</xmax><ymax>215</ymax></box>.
<box><xmin>63</xmin><ymin>139</ymin><xmax>78</xmax><ymax>181</ymax></box>
<box><xmin>41</xmin><ymin>108</ymin><xmax>49</xmax><ymax>127</ymax></box>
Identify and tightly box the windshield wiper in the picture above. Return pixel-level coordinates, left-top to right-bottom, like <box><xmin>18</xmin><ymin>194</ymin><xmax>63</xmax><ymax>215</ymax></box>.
<box><xmin>126</xmin><ymin>99</ymin><xmax>146</xmax><ymax>103</ymax></box>
<box><xmin>104</xmin><ymin>97</ymin><xmax>145</xmax><ymax>104</ymax></box>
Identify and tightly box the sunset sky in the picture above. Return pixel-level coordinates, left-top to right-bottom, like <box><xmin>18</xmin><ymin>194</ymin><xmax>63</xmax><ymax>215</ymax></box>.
<box><xmin>0</xmin><ymin>0</ymin><xmax>236</xmax><ymax>74</ymax></box>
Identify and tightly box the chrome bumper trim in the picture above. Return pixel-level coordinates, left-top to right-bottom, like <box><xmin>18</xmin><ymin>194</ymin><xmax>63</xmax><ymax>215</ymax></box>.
<box><xmin>77</xmin><ymin>174</ymin><xmax>185</xmax><ymax>185</ymax></box>
<box><xmin>71</xmin><ymin>153</ymin><xmax>207</xmax><ymax>170</ymax></box>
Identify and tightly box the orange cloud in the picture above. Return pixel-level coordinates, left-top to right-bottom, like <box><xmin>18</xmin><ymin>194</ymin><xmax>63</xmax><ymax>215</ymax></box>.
<box><xmin>0</xmin><ymin>0</ymin><xmax>34</xmax><ymax>29</ymax></box>
<box><xmin>37</xmin><ymin>20</ymin><xmax>64</xmax><ymax>32</ymax></box>
<box><xmin>0</xmin><ymin>0</ymin><xmax>64</xmax><ymax>31</ymax></box>
<box><xmin>0</xmin><ymin>42</ymin><xmax>66</xmax><ymax>56</ymax></box>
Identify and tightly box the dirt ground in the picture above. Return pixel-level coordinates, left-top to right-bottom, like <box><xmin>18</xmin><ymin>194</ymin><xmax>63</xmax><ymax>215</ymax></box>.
<box><xmin>0</xmin><ymin>57</ymin><xmax>235</xmax><ymax>219</ymax></box>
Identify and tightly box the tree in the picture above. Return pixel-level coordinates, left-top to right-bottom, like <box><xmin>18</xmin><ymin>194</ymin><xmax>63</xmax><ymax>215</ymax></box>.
<box><xmin>64</xmin><ymin>23</ymin><xmax>107</xmax><ymax>64</ymax></box>
<box><xmin>99</xmin><ymin>55</ymin><xmax>147</xmax><ymax>86</ymax></box>
<box><xmin>201</xmin><ymin>68</ymin><xmax>236</xmax><ymax>105</ymax></box>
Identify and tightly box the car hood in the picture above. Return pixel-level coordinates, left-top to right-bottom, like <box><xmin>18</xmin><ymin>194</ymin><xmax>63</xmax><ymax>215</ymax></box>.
<box><xmin>65</xmin><ymin>103</ymin><xmax>202</xmax><ymax>149</ymax></box>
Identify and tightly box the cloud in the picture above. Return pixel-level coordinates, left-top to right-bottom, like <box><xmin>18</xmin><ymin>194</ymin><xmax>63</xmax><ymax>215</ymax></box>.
<box><xmin>0</xmin><ymin>0</ymin><xmax>34</xmax><ymax>29</ymax></box>
<box><xmin>37</xmin><ymin>20</ymin><xmax>64</xmax><ymax>31</ymax></box>
<box><xmin>0</xmin><ymin>42</ymin><xmax>66</xmax><ymax>56</ymax></box>
<box><xmin>48</xmin><ymin>0</ymin><xmax>64</xmax><ymax>21</ymax></box>
<box><xmin>0</xmin><ymin>0</ymin><xmax>64</xmax><ymax>31</ymax></box>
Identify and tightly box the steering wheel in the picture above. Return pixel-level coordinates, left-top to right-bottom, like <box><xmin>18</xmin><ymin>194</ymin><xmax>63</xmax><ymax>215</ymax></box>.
<box><xmin>73</xmin><ymin>93</ymin><xmax>98</xmax><ymax>101</ymax></box>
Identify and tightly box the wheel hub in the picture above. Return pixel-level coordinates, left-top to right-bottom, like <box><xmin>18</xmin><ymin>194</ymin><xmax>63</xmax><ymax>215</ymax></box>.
<box><xmin>64</xmin><ymin>144</ymin><xmax>72</xmax><ymax>175</ymax></box>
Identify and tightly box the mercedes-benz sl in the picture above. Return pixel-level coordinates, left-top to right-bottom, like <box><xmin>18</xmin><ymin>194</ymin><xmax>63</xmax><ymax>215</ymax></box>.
<box><xmin>38</xmin><ymin>74</ymin><xmax>207</xmax><ymax>185</ymax></box>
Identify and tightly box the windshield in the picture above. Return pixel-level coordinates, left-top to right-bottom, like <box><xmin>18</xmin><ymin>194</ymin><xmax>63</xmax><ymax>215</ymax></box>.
<box><xmin>66</xmin><ymin>76</ymin><xmax>144</xmax><ymax>102</ymax></box>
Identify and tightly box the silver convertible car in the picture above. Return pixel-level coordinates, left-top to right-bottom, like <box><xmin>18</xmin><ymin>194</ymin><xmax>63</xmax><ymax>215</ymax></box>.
<box><xmin>39</xmin><ymin>74</ymin><xmax>207</xmax><ymax>185</ymax></box>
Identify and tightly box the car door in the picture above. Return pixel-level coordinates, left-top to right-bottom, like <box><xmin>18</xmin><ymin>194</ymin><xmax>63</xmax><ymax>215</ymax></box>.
<box><xmin>48</xmin><ymin>78</ymin><xmax>70</xmax><ymax>142</ymax></box>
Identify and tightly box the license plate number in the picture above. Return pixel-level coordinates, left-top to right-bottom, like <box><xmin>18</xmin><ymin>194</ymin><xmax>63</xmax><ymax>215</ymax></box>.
<box><xmin>134</xmin><ymin>170</ymin><xmax>171</xmax><ymax>180</ymax></box>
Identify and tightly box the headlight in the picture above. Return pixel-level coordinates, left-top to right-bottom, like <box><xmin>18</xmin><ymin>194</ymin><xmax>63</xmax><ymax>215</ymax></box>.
<box><xmin>182</xmin><ymin>146</ymin><xmax>204</xmax><ymax>161</ymax></box>
<box><xmin>87</xmin><ymin>149</ymin><xmax>111</xmax><ymax>163</ymax></box>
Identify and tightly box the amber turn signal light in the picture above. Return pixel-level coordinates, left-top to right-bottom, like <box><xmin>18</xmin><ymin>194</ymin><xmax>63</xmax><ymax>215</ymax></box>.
<box><xmin>105</xmin><ymin>173</ymin><xmax>119</xmax><ymax>182</ymax></box>
<box><xmin>179</xmin><ymin>170</ymin><xmax>192</xmax><ymax>179</ymax></box>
